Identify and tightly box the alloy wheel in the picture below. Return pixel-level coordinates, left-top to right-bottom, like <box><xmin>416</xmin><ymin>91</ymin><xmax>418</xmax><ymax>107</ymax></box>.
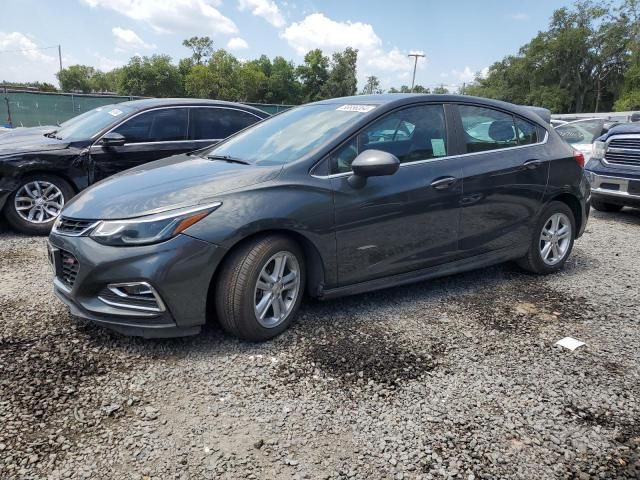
<box><xmin>14</xmin><ymin>181</ymin><xmax>65</xmax><ymax>224</ymax></box>
<box><xmin>539</xmin><ymin>212</ymin><xmax>572</xmax><ymax>266</ymax></box>
<box><xmin>253</xmin><ymin>251</ymin><xmax>301</xmax><ymax>328</ymax></box>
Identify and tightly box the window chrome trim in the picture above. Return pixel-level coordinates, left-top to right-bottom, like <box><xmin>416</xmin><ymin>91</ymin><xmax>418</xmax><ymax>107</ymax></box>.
<box><xmin>92</xmin><ymin>105</ymin><xmax>263</xmax><ymax>147</ymax></box>
<box><xmin>312</xmin><ymin>130</ymin><xmax>549</xmax><ymax>179</ymax></box>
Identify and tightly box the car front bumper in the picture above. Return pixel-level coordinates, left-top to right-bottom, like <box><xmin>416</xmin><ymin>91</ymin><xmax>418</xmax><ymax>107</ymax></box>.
<box><xmin>48</xmin><ymin>232</ymin><xmax>226</xmax><ymax>338</ymax></box>
<box><xmin>585</xmin><ymin>170</ymin><xmax>640</xmax><ymax>208</ymax></box>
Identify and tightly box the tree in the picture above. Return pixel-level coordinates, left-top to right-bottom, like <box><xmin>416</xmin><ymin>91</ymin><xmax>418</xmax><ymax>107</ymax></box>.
<box><xmin>413</xmin><ymin>85</ymin><xmax>430</xmax><ymax>93</ymax></box>
<box><xmin>118</xmin><ymin>55</ymin><xmax>183</xmax><ymax>97</ymax></box>
<box><xmin>361</xmin><ymin>75</ymin><xmax>383</xmax><ymax>94</ymax></box>
<box><xmin>268</xmin><ymin>56</ymin><xmax>301</xmax><ymax>104</ymax></box>
<box><xmin>322</xmin><ymin>47</ymin><xmax>358</xmax><ymax>98</ymax></box>
<box><xmin>297</xmin><ymin>49</ymin><xmax>329</xmax><ymax>103</ymax></box>
<box><xmin>432</xmin><ymin>85</ymin><xmax>449</xmax><ymax>94</ymax></box>
<box><xmin>182</xmin><ymin>36</ymin><xmax>214</xmax><ymax>65</ymax></box>
<box><xmin>56</xmin><ymin>65</ymin><xmax>96</xmax><ymax>92</ymax></box>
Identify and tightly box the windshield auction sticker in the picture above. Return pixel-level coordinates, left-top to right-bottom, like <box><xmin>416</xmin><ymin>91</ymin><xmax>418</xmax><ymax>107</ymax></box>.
<box><xmin>108</xmin><ymin>108</ymin><xmax>124</xmax><ymax>116</ymax></box>
<box><xmin>336</xmin><ymin>104</ymin><xmax>376</xmax><ymax>112</ymax></box>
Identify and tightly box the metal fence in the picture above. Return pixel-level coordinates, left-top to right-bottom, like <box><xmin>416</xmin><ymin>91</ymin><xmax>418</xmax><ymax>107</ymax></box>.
<box><xmin>1</xmin><ymin>88</ymin><xmax>293</xmax><ymax>128</ymax></box>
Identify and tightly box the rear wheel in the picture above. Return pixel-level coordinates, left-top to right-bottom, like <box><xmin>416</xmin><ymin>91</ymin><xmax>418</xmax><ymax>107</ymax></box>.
<box><xmin>4</xmin><ymin>175</ymin><xmax>74</xmax><ymax>235</ymax></box>
<box><xmin>215</xmin><ymin>235</ymin><xmax>305</xmax><ymax>341</ymax></box>
<box><xmin>591</xmin><ymin>199</ymin><xmax>623</xmax><ymax>212</ymax></box>
<box><xmin>517</xmin><ymin>201</ymin><xmax>575</xmax><ymax>274</ymax></box>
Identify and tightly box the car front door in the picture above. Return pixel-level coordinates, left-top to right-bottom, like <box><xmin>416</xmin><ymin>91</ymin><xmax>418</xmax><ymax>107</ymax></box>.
<box><xmin>89</xmin><ymin>107</ymin><xmax>191</xmax><ymax>183</ymax></box>
<box><xmin>454</xmin><ymin>104</ymin><xmax>549</xmax><ymax>256</ymax></box>
<box><xmin>329</xmin><ymin>104</ymin><xmax>466</xmax><ymax>286</ymax></box>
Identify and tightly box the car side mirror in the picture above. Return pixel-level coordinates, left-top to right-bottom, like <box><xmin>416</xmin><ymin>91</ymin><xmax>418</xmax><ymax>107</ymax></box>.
<box><xmin>101</xmin><ymin>132</ymin><xmax>126</xmax><ymax>147</ymax></box>
<box><xmin>348</xmin><ymin>149</ymin><xmax>400</xmax><ymax>188</ymax></box>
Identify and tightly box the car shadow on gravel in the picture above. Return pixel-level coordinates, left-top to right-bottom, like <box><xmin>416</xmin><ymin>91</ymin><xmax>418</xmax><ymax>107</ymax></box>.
<box><xmin>590</xmin><ymin>207</ymin><xmax>640</xmax><ymax>226</ymax></box>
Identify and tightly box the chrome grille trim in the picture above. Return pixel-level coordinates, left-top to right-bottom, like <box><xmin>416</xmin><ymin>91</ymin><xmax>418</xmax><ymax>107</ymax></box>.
<box><xmin>53</xmin><ymin>217</ymin><xmax>99</xmax><ymax>236</ymax></box>
<box><xmin>98</xmin><ymin>282</ymin><xmax>166</xmax><ymax>313</ymax></box>
<box><xmin>604</xmin><ymin>134</ymin><xmax>640</xmax><ymax>168</ymax></box>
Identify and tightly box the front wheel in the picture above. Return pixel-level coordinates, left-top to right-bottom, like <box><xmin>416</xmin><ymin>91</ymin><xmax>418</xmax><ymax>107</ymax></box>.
<box><xmin>4</xmin><ymin>175</ymin><xmax>74</xmax><ymax>235</ymax></box>
<box><xmin>517</xmin><ymin>201</ymin><xmax>575</xmax><ymax>274</ymax></box>
<box><xmin>215</xmin><ymin>235</ymin><xmax>306</xmax><ymax>342</ymax></box>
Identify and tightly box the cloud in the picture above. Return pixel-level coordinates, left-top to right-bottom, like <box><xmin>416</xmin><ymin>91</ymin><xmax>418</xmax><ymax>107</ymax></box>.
<box><xmin>227</xmin><ymin>37</ymin><xmax>249</xmax><ymax>50</ymax></box>
<box><xmin>281</xmin><ymin>13</ymin><xmax>421</xmax><ymax>83</ymax></box>
<box><xmin>94</xmin><ymin>53</ymin><xmax>126</xmax><ymax>71</ymax></box>
<box><xmin>451</xmin><ymin>66</ymin><xmax>475</xmax><ymax>83</ymax></box>
<box><xmin>112</xmin><ymin>27</ymin><xmax>155</xmax><ymax>51</ymax></box>
<box><xmin>508</xmin><ymin>13</ymin><xmax>529</xmax><ymax>21</ymax></box>
<box><xmin>0</xmin><ymin>31</ymin><xmax>59</xmax><ymax>84</ymax></box>
<box><xmin>237</xmin><ymin>0</ymin><xmax>285</xmax><ymax>27</ymax></box>
<box><xmin>82</xmin><ymin>0</ymin><xmax>238</xmax><ymax>35</ymax></box>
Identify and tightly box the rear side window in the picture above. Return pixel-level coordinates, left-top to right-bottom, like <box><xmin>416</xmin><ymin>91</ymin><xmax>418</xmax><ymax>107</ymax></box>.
<box><xmin>188</xmin><ymin>108</ymin><xmax>260</xmax><ymax>140</ymax></box>
<box><xmin>459</xmin><ymin>105</ymin><xmax>517</xmax><ymax>153</ymax></box>
<box><xmin>113</xmin><ymin>108</ymin><xmax>188</xmax><ymax>143</ymax></box>
<box><xmin>515</xmin><ymin>117</ymin><xmax>538</xmax><ymax>145</ymax></box>
<box><xmin>330</xmin><ymin>104</ymin><xmax>447</xmax><ymax>174</ymax></box>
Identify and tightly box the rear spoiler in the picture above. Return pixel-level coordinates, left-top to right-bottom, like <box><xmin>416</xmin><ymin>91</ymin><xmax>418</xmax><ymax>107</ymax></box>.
<box><xmin>524</xmin><ymin>106</ymin><xmax>551</xmax><ymax>124</ymax></box>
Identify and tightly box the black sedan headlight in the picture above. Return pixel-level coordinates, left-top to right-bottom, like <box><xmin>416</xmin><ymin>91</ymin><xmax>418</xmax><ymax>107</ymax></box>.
<box><xmin>90</xmin><ymin>202</ymin><xmax>221</xmax><ymax>246</ymax></box>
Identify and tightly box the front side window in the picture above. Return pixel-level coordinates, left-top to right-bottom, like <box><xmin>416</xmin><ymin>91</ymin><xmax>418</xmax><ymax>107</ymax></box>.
<box><xmin>113</xmin><ymin>108</ymin><xmax>188</xmax><ymax>143</ymax></box>
<box><xmin>330</xmin><ymin>104</ymin><xmax>448</xmax><ymax>174</ymax></box>
<box><xmin>459</xmin><ymin>105</ymin><xmax>518</xmax><ymax>153</ymax></box>
<box><xmin>189</xmin><ymin>108</ymin><xmax>260</xmax><ymax>140</ymax></box>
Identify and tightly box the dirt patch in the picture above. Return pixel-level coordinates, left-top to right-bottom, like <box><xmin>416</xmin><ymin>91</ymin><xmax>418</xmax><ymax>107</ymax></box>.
<box><xmin>452</xmin><ymin>273</ymin><xmax>591</xmax><ymax>332</ymax></box>
<box><xmin>277</xmin><ymin>322</ymin><xmax>445</xmax><ymax>389</ymax></box>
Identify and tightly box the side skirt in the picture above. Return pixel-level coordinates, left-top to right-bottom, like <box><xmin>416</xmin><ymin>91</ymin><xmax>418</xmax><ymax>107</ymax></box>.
<box><xmin>319</xmin><ymin>246</ymin><xmax>526</xmax><ymax>300</ymax></box>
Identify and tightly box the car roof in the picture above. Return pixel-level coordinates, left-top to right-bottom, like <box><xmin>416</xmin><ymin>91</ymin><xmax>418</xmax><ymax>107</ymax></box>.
<box><xmin>308</xmin><ymin>94</ymin><xmax>549</xmax><ymax>126</ymax></box>
<box><xmin>116</xmin><ymin>98</ymin><xmax>269</xmax><ymax>116</ymax></box>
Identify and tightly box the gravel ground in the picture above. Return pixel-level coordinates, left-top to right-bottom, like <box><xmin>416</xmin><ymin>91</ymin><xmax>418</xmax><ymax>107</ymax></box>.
<box><xmin>1</xmin><ymin>209</ymin><xmax>639</xmax><ymax>480</ymax></box>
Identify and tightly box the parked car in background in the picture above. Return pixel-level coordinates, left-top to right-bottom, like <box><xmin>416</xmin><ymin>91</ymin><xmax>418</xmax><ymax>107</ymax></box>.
<box><xmin>555</xmin><ymin>118</ymin><xmax>621</xmax><ymax>161</ymax></box>
<box><xmin>586</xmin><ymin>123</ymin><xmax>640</xmax><ymax>212</ymax></box>
<box><xmin>0</xmin><ymin>108</ymin><xmax>100</xmax><ymax>139</ymax></box>
<box><xmin>49</xmin><ymin>94</ymin><xmax>589</xmax><ymax>341</ymax></box>
<box><xmin>0</xmin><ymin>99</ymin><xmax>268</xmax><ymax>234</ymax></box>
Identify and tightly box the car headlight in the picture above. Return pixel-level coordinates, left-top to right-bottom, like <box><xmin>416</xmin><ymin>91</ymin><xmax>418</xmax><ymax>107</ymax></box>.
<box><xmin>592</xmin><ymin>141</ymin><xmax>606</xmax><ymax>160</ymax></box>
<box><xmin>90</xmin><ymin>202</ymin><xmax>221</xmax><ymax>246</ymax></box>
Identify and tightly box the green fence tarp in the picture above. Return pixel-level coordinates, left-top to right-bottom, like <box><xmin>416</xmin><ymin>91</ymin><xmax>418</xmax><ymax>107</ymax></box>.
<box><xmin>2</xmin><ymin>89</ymin><xmax>293</xmax><ymax>128</ymax></box>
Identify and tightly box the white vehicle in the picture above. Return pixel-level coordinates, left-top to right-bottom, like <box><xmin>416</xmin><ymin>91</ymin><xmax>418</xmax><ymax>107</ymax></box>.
<box><xmin>554</xmin><ymin>118</ymin><xmax>620</xmax><ymax>162</ymax></box>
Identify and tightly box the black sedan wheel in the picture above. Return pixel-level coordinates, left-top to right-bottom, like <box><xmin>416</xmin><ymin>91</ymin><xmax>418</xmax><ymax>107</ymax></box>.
<box><xmin>517</xmin><ymin>201</ymin><xmax>575</xmax><ymax>274</ymax></box>
<box><xmin>4</xmin><ymin>175</ymin><xmax>74</xmax><ymax>235</ymax></box>
<box><xmin>215</xmin><ymin>235</ymin><xmax>306</xmax><ymax>341</ymax></box>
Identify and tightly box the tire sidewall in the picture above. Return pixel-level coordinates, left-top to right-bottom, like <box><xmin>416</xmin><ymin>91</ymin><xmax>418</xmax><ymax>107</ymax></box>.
<box><xmin>4</xmin><ymin>175</ymin><xmax>74</xmax><ymax>235</ymax></box>
<box><xmin>238</xmin><ymin>238</ymin><xmax>306</xmax><ymax>341</ymax></box>
<box><xmin>530</xmin><ymin>201</ymin><xmax>576</xmax><ymax>274</ymax></box>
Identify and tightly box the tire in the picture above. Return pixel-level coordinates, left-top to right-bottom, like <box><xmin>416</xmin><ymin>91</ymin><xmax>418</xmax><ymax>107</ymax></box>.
<box><xmin>517</xmin><ymin>201</ymin><xmax>576</xmax><ymax>275</ymax></box>
<box><xmin>4</xmin><ymin>175</ymin><xmax>75</xmax><ymax>235</ymax></box>
<box><xmin>591</xmin><ymin>199</ymin><xmax>623</xmax><ymax>213</ymax></box>
<box><xmin>215</xmin><ymin>235</ymin><xmax>306</xmax><ymax>342</ymax></box>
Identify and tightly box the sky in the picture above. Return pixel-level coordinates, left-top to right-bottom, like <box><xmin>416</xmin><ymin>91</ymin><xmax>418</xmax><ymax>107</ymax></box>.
<box><xmin>0</xmin><ymin>0</ymin><xmax>585</xmax><ymax>92</ymax></box>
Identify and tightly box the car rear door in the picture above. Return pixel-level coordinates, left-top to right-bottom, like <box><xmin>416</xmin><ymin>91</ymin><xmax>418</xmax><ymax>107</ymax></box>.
<box><xmin>454</xmin><ymin>104</ymin><xmax>550</xmax><ymax>256</ymax></box>
<box><xmin>89</xmin><ymin>107</ymin><xmax>192</xmax><ymax>183</ymax></box>
<box><xmin>187</xmin><ymin>107</ymin><xmax>263</xmax><ymax>147</ymax></box>
<box><xmin>329</xmin><ymin>103</ymin><xmax>467</xmax><ymax>286</ymax></box>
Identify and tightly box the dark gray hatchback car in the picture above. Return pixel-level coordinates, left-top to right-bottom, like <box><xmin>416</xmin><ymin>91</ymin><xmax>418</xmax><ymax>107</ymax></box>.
<box><xmin>48</xmin><ymin>94</ymin><xmax>590</xmax><ymax>341</ymax></box>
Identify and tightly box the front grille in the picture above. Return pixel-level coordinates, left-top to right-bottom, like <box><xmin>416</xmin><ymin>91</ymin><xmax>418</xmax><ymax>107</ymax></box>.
<box><xmin>55</xmin><ymin>217</ymin><xmax>97</xmax><ymax>236</ymax></box>
<box><xmin>60</xmin><ymin>250</ymin><xmax>79</xmax><ymax>287</ymax></box>
<box><xmin>605</xmin><ymin>138</ymin><xmax>640</xmax><ymax>167</ymax></box>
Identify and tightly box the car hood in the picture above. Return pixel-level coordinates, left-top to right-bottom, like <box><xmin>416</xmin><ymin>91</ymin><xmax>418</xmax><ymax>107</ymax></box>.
<box><xmin>0</xmin><ymin>132</ymin><xmax>69</xmax><ymax>156</ymax></box>
<box><xmin>62</xmin><ymin>154</ymin><xmax>283</xmax><ymax>220</ymax></box>
<box><xmin>598</xmin><ymin>123</ymin><xmax>640</xmax><ymax>141</ymax></box>
<box><xmin>0</xmin><ymin>125</ymin><xmax>55</xmax><ymax>140</ymax></box>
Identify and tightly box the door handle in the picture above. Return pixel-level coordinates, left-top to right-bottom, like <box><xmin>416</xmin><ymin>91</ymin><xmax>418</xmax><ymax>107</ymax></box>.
<box><xmin>430</xmin><ymin>176</ymin><xmax>457</xmax><ymax>190</ymax></box>
<box><xmin>523</xmin><ymin>159</ymin><xmax>543</xmax><ymax>170</ymax></box>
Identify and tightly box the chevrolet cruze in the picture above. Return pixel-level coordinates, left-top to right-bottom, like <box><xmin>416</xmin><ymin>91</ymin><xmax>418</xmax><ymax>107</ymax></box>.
<box><xmin>48</xmin><ymin>95</ymin><xmax>590</xmax><ymax>341</ymax></box>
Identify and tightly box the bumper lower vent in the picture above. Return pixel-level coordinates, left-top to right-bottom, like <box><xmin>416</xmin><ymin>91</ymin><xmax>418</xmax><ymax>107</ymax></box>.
<box><xmin>98</xmin><ymin>282</ymin><xmax>165</xmax><ymax>313</ymax></box>
<box><xmin>60</xmin><ymin>250</ymin><xmax>79</xmax><ymax>287</ymax></box>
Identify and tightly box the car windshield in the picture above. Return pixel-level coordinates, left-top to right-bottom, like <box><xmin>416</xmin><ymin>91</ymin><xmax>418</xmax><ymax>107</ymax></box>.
<box><xmin>555</xmin><ymin>119</ymin><xmax>605</xmax><ymax>145</ymax></box>
<box><xmin>201</xmin><ymin>103</ymin><xmax>375</xmax><ymax>165</ymax></box>
<box><xmin>55</xmin><ymin>104</ymin><xmax>134</xmax><ymax>142</ymax></box>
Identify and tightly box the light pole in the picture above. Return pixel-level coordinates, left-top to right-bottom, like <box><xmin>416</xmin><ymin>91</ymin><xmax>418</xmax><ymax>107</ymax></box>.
<box><xmin>408</xmin><ymin>52</ymin><xmax>425</xmax><ymax>91</ymax></box>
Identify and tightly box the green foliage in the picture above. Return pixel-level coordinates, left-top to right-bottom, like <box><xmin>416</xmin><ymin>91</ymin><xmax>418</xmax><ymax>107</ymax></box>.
<box><xmin>182</xmin><ymin>36</ymin><xmax>214</xmax><ymax>65</ymax></box>
<box><xmin>465</xmin><ymin>0</ymin><xmax>639</xmax><ymax>113</ymax></box>
<box><xmin>117</xmin><ymin>55</ymin><xmax>183</xmax><ymax>97</ymax></box>
<box><xmin>297</xmin><ymin>49</ymin><xmax>330</xmax><ymax>103</ymax></box>
<box><xmin>322</xmin><ymin>47</ymin><xmax>358</xmax><ymax>98</ymax></box>
<box><xmin>361</xmin><ymin>76</ymin><xmax>382</xmax><ymax>94</ymax></box>
<box><xmin>56</xmin><ymin>65</ymin><xmax>97</xmax><ymax>93</ymax></box>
